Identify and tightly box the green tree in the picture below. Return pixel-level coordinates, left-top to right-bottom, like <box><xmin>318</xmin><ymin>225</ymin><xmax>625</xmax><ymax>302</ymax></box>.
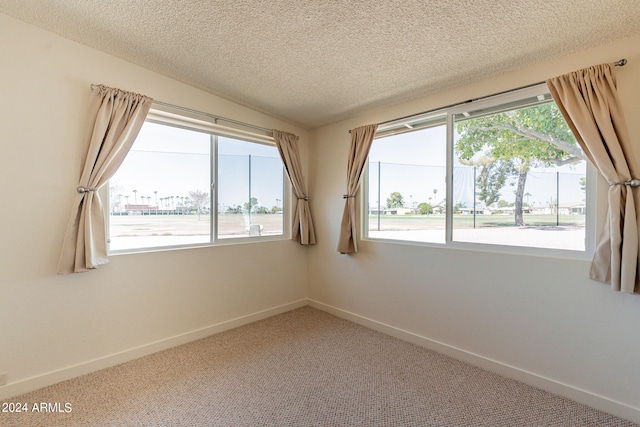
<box><xmin>454</xmin><ymin>201</ymin><xmax>467</xmax><ymax>214</ymax></box>
<box><xmin>227</xmin><ymin>205</ymin><xmax>242</xmax><ymax>214</ymax></box>
<box><xmin>579</xmin><ymin>176</ymin><xmax>587</xmax><ymax>193</ymax></box>
<box><xmin>244</xmin><ymin>197</ymin><xmax>259</xmax><ymax>213</ymax></box>
<box><xmin>459</xmin><ymin>156</ymin><xmax>514</xmax><ymax>209</ymax></box>
<box><xmin>386</xmin><ymin>191</ymin><xmax>404</xmax><ymax>209</ymax></box>
<box><xmin>271</xmin><ymin>206</ymin><xmax>282</xmax><ymax>214</ymax></box>
<box><xmin>417</xmin><ymin>202</ymin><xmax>433</xmax><ymax>215</ymax></box>
<box><xmin>455</xmin><ymin>102</ymin><xmax>582</xmax><ymax>226</ymax></box>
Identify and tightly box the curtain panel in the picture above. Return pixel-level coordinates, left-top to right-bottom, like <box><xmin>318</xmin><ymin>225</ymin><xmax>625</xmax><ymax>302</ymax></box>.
<box><xmin>272</xmin><ymin>130</ymin><xmax>316</xmax><ymax>245</ymax></box>
<box><xmin>58</xmin><ymin>85</ymin><xmax>152</xmax><ymax>274</ymax></box>
<box><xmin>547</xmin><ymin>63</ymin><xmax>640</xmax><ymax>293</ymax></box>
<box><xmin>337</xmin><ymin>124</ymin><xmax>378</xmax><ymax>254</ymax></box>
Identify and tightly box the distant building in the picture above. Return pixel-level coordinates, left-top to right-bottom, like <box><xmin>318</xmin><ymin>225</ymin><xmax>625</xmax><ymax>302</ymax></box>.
<box><xmin>369</xmin><ymin>207</ymin><xmax>413</xmax><ymax>215</ymax></box>
<box><xmin>124</xmin><ymin>204</ymin><xmax>159</xmax><ymax>213</ymax></box>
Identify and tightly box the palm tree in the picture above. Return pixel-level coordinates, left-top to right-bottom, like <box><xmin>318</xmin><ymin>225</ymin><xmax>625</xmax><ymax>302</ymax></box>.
<box><xmin>132</xmin><ymin>189</ymin><xmax>138</xmax><ymax>204</ymax></box>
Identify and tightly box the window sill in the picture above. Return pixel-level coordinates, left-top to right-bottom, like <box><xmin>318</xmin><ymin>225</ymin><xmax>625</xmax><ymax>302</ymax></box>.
<box><xmin>361</xmin><ymin>236</ymin><xmax>593</xmax><ymax>261</ymax></box>
<box><xmin>108</xmin><ymin>235</ymin><xmax>288</xmax><ymax>256</ymax></box>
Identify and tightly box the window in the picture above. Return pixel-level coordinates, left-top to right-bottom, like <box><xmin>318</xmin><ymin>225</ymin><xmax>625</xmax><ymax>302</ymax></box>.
<box><xmin>367</xmin><ymin>116</ymin><xmax>447</xmax><ymax>244</ymax></box>
<box><xmin>364</xmin><ymin>84</ymin><xmax>593</xmax><ymax>254</ymax></box>
<box><xmin>108</xmin><ymin>109</ymin><xmax>286</xmax><ymax>252</ymax></box>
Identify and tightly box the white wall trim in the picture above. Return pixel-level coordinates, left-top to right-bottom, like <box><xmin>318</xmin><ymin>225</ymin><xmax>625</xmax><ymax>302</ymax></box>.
<box><xmin>0</xmin><ymin>299</ymin><xmax>307</xmax><ymax>400</ymax></box>
<box><xmin>308</xmin><ymin>299</ymin><xmax>640</xmax><ymax>424</ymax></box>
<box><xmin>4</xmin><ymin>297</ymin><xmax>638</xmax><ymax>424</ymax></box>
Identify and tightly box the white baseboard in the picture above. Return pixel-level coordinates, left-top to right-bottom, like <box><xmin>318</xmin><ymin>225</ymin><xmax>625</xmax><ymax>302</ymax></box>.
<box><xmin>4</xmin><ymin>298</ymin><xmax>638</xmax><ymax>424</ymax></box>
<box><xmin>0</xmin><ymin>299</ymin><xmax>307</xmax><ymax>401</ymax></box>
<box><xmin>308</xmin><ymin>299</ymin><xmax>640</xmax><ymax>425</ymax></box>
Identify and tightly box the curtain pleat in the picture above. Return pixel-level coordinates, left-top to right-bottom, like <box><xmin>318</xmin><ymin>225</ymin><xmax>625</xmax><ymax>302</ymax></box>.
<box><xmin>272</xmin><ymin>130</ymin><xmax>316</xmax><ymax>245</ymax></box>
<box><xmin>547</xmin><ymin>63</ymin><xmax>640</xmax><ymax>293</ymax></box>
<box><xmin>58</xmin><ymin>85</ymin><xmax>152</xmax><ymax>274</ymax></box>
<box><xmin>337</xmin><ymin>124</ymin><xmax>378</xmax><ymax>254</ymax></box>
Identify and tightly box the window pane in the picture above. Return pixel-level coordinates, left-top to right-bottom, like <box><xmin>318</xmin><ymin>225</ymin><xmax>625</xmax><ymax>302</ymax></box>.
<box><xmin>367</xmin><ymin>123</ymin><xmax>446</xmax><ymax>243</ymax></box>
<box><xmin>217</xmin><ymin>137</ymin><xmax>283</xmax><ymax>239</ymax></box>
<box><xmin>109</xmin><ymin>122</ymin><xmax>212</xmax><ymax>250</ymax></box>
<box><xmin>452</xmin><ymin>101</ymin><xmax>586</xmax><ymax>250</ymax></box>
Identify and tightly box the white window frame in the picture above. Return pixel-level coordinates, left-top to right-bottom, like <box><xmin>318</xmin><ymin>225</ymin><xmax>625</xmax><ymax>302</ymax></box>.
<box><xmin>107</xmin><ymin>107</ymin><xmax>290</xmax><ymax>255</ymax></box>
<box><xmin>362</xmin><ymin>83</ymin><xmax>596</xmax><ymax>259</ymax></box>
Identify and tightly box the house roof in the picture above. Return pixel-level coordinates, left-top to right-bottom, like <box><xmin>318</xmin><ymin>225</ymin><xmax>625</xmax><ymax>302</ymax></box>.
<box><xmin>2</xmin><ymin>1</ymin><xmax>639</xmax><ymax>129</ymax></box>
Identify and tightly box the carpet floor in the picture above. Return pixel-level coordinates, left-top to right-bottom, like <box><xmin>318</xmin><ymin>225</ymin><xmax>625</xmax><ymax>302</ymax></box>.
<box><xmin>2</xmin><ymin>306</ymin><xmax>637</xmax><ymax>426</ymax></box>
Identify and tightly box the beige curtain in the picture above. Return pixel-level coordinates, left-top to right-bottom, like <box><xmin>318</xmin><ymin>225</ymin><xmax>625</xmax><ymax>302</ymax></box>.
<box><xmin>337</xmin><ymin>124</ymin><xmax>378</xmax><ymax>254</ymax></box>
<box><xmin>547</xmin><ymin>63</ymin><xmax>639</xmax><ymax>293</ymax></box>
<box><xmin>58</xmin><ymin>85</ymin><xmax>153</xmax><ymax>274</ymax></box>
<box><xmin>272</xmin><ymin>130</ymin><xmax>316</xmax><ymax>245</ymax></box>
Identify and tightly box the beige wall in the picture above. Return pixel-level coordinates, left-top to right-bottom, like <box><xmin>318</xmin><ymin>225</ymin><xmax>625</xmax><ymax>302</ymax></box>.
<box><xmin>3</xmin><ymin>9</ymin><xmax>640</xmax><ymax>423</ymax></box>
<box><xmin>308</xmin><ymin>34</ymin><xmax>640</xmax><ymax>421</ymax></box>
<box><xmin>0</xmin><ymin>14</ymin><xmax>309</xmax><ymax>397</ymax></box>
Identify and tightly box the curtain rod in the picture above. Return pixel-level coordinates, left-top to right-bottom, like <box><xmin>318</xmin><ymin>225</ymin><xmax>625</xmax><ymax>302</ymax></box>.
<box><xmin>90</xmin><ymin>84</ymin><xmax>273</xmax><ymax>134</ymax></box>
<box><xmin>352</xmin><ymin>58</ymin><xmax>627</xmax><ymax>132</ymax></box>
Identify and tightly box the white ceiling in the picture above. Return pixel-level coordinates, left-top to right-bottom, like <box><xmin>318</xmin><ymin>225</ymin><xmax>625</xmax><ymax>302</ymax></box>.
<box><xmin>2</xmin><ymin>1</ymin><xmax>640</xmax><ymax>129</ymax></box>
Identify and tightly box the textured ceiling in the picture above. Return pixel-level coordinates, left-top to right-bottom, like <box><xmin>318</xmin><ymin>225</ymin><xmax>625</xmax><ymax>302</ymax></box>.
<box><xmin>2</xmin><ymin>1</ymin><xmax>640</xmax><ymax>128</ymax></box>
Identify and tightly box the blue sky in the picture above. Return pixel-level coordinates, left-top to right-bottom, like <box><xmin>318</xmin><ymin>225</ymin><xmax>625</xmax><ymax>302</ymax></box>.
<box><xmin>368</xmin><ymin>125</ymin><xmax>586</xmax><ymax>209</ymax></box>
<box><xmin>110</xmin><ymin>122</ymin><xmax>283</xmax><ymax>211</ymax></box>
<box><xmin>112</xmin><ymin>118</ymin><xmax>586</xmax><ymax>213</ymax></box>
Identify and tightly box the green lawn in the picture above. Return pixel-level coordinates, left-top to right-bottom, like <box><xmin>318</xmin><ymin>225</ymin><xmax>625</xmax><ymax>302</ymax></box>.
<box><xmin>367</xmin><ymin>214</ymin><xmax>585</xmax><ymax>230</ymax></box>
<box><xmin>111</xmin><ymin>212</ymin><xmax>583</xmax><ymax>236</ymax></box>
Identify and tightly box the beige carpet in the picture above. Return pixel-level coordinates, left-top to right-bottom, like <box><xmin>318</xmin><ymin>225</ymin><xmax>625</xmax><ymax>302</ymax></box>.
<box><xmin>3</xmin><ymin>307</ymin><xmax>637</xmax><ymax>427</ymax></box>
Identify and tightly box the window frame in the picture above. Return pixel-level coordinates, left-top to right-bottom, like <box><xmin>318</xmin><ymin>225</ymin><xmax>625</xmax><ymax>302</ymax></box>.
<box><xmin>106</xmin><ymin>107</ymin><xmax>291</xmax><ymax>255</ymax></box>
<box><xmin>362</xmin><ymin>83</ymin><xmax>596</xmax><ymax>259</ymax></box>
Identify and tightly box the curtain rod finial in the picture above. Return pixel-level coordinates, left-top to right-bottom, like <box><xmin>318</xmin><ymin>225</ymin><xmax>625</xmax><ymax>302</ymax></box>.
<box><xmin>615</xmin><ymin>59</ymin><xmax>627</xmax><ymax>67</ymax></box>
